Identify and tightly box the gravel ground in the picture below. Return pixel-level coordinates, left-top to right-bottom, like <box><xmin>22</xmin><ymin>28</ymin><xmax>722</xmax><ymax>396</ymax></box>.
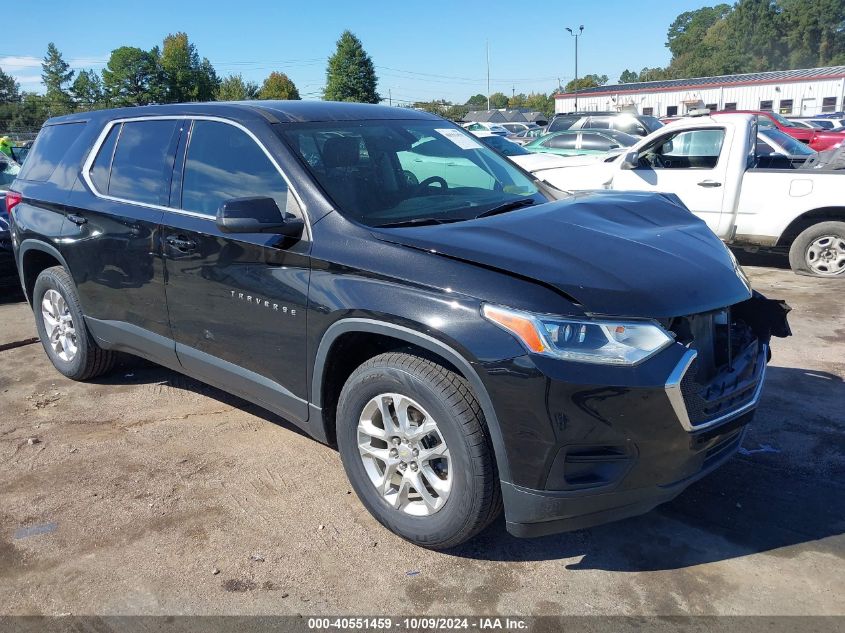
<box><xmin>0</xmin><ymin>264</ymin><xmax>842</xmax><ymax>616</ymax></box>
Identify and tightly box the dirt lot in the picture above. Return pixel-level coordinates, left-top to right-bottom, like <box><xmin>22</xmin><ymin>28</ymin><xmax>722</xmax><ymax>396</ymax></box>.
<box><xmin>0</xmin><ymin>263</ymin><xmax>842</xmax><ymax>616</ymax></box>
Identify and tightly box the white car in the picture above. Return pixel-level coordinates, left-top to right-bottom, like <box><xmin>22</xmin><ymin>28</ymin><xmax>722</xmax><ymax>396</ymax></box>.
<box><xmin>462</xmin><ymin>121</ymin><xmax>509</xmax><ymax>136</ymax></box>
<box><xmin>471</xmin><ymin>131</ymin><xmax>609</xmax><ymax>180</ymax></box>
<box><xmin>804</xmin><ymin>118</ymin><xmax>845</xmax><ymax>131</ymax></box>
<box><xmin>535</xmin><ymin>113</ymin><xmax>845</xmax><ymax>276</ymax></box>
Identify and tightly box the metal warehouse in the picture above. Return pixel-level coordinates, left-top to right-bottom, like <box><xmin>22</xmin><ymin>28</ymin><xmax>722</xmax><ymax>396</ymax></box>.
<box><xmin>554</xmin><ymin>66</ymin><xmax>845</xmax><ymax>118</ymax></box>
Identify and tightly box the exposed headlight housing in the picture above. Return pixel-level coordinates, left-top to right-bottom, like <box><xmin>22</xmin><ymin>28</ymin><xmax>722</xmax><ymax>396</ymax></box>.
<box><xmin>482</xmin><ymin>304</ymin><xmax>673</xmax><ymax>365</ymax></box>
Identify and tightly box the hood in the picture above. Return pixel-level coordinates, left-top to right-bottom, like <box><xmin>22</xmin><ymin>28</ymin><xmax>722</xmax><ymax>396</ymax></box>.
<box><xmin>372</xmin><ymin>191</ymin><xmax>752</xmax><ymax>318</ymax></box>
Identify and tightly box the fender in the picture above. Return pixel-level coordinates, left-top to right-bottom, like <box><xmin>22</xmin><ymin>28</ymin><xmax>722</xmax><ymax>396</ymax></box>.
<box><xmin>16</xmin><ymin>239</ymin><xmax>74</xmax><ymax>303</ymax></box>
<box><xmin>312</xmin><ymin>317</ymin><xmax>513</xmax><ymax>484</ymax></box>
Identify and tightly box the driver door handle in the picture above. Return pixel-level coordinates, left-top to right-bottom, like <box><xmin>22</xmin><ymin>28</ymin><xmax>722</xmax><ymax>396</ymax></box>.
<box><xmin>698</xmin><ymin>180</ymin><xmax>722</xmax><ymax>188</ymax></box>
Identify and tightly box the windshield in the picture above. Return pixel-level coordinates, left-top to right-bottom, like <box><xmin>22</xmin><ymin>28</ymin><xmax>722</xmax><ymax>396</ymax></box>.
<box><xmin>641</xmin><ymin>116</ymin><xmax>664</xmax><ymax>133</ymax></box>
<box><xmin>478</xmin><ymin>134</ymin><xmax>531</xmax><ymax>156</ymax></box>
<box><xmin>759</xmin><ymin>129</ymin><xmax>816</xmax><ymax>156</ymax></box>
<box><xmin>768</xmin><ymin>111</ymin><xmax>801</xmax><ymax>129</ymax></box>
<box><xmin>279</xmin><ymin>120</ymin><xmax>547</xmax><ymax>227</ymax></box>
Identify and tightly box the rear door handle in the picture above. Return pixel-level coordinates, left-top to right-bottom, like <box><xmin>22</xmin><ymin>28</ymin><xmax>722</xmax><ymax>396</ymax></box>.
<box><xmin>67</xmin><ymin>214</ymin><xmax>87</xmax><ymax>225</ymax></box>
<box><xmin>166</xmin><ymin>236</ymin><xmax>197</xmax><ymax>253</ymax></box>
<box><xmin>697</xmin><ymin>180</ymin><xmax>722</xmax><ymax>188</ymax></box>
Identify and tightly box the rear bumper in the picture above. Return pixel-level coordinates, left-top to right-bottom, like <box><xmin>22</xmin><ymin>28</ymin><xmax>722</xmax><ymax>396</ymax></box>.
<box><xmin>504</xmin><ymin>419</ymin><xmax>749</xmax><ymax>538</ymax></box>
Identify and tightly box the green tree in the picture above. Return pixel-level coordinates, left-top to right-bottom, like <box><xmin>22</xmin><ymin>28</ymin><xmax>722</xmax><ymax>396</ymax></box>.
<box><xmin>258</xmin><ymin>72</ymin><xmax>300</xmax><ymax>100</ymax></box>
<box><xmin>465</xmin><ymin>94</ymin><xmax>487</xmax><ymax>107</ymax></box>
<box><xmin>102</xmin><ymin>47</ymin><xmax>161</xmax><ymax>107</ymax></box>
<box><xmin>619</xmin><ymin>69</ymin><xmax>640</xmax><ymax>83</ymax></box>
<box><xmin>160</xmin><ymin>32</ymin><xmax>218</xmax><ymax>102</ymax></box>
<box><xmin>7</xmin><ymin>93</ymin><xmax>49</xmax><ymax>133</ymax></box>
<box><xmin>443</xmin><ymin>104</ymin><xmax>469</xmax><ymax>121</ymax></box>
<box><xmin>0</xmin><ymin>66</ymin><xmax>20</xmax><ymax>102</ymax></box>
<box><xmin>324</xmin><ymin>30</ymin><xmax>380</xmax><ymax>103</ymax></box>
<box><xmin>525</xmin><ymin>91</ymin><xmax>554</xmax><ymax>116</ymax></box>
<box><xmin>564</xmin><ymin>74</ymin><xmax>608</xmax><ymax>92</ymax></box>
<box><xmin>70</xmin><ymin>69</ymin><xmax>104</xmax><ymax>108</ymax></box>
<box><xmin>488</xmin><ymin>92</ymin><xmax>508</xmax><ymax>109</ymax></box>
<box><xmin>508</xmin><ymin>93</ymin><xmax>528</xmax><ymax>109</ymax></box>
<box><xmin>216</xmin><ymin>74</ymin><xmax>260</xmax><ymax>101</ymax></box>
<box><xmin>779</xmin><ymin>0</ymin><xmax>845</xmax><ymax>67</ymax></box>
<box><xmin>41</xmin><ymin>42</ymin><xmax>74</xmax><ymax>115</ymax></box>
<box><xmin>637</xmin><ymin>67</ymin><xmax>670</xmax><ymax>82</ymax></box>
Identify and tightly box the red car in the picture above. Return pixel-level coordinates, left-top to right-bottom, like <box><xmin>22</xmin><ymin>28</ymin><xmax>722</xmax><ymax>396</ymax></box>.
<box><xmin>721</xmin><ymin>110</ymin><xmax>845</xmax><ymax>151</ymax></box>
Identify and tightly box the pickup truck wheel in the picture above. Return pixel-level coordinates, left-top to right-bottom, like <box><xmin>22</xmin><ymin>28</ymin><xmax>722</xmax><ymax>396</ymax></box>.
<box><xmin>789</xmin><ymin>221</ymin><xmax>845</xmax><ymax>277</ymax></box>
<box><xmin>336</xmin><ymin>352</ymin><xmax>502</xmax><ymax>549</ymax></box>
<box><xmin>32</xmin><ymin>266</ymin><xmax>116</xmax><ymax>380</ymax></box>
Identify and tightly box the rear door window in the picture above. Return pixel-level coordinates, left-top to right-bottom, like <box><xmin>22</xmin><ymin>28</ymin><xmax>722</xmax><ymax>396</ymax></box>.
<box><xmin>181</xmin><ymin>120</ymin><xmax>291</xmax><ymax>216</ymax></box>
<box><xmin>545</xmin><ymin>134</ymin><xmax>578</xmax><ymax>149</ymax></box>
<box><xmin>580</xmin><ymin>133</ymin><xmax>614</xmax><ymax>151</ymax></box>
<box><xmin>547</xmin><ymin>116</ymin><xmax>578</xmax><ymax>132</ymax></box>
<box><xmin>108</xmin><ymin>120</ymin><xmax>180</xmax><ymax>206</ymax></box>
<box><xmin>585</xmin><ymin>116</ymin><xmax>610</xmax><ymax>129</ymax></box>
<box><xmin>18</xmin><ymin>122</ymin><xmax>86</xmax><ymax>182</ymax></box>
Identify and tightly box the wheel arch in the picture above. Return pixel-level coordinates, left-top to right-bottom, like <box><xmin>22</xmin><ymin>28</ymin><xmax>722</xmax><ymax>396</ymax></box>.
<box><xmin>312</xmin><ymin>318</ymin><xmax>512</xmax><ymax>483</ymax></box>
<box><xmin>776</xmin><ymin>207</ymin><xmax>845</xmax><ymax>248</ymax></box>
<box><xmin>17</xmin><ymin>240</ymin><xmax>72</xmax><ymax>306</ymax></box>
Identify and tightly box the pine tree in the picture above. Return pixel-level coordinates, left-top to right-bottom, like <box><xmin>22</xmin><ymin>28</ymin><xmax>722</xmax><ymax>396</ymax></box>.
<box><xmin>41</xmin><ymin>42</ymin><xmax>74</xmax><ymax>115</ymax></box>
<box><xmin>324</xmin><ymin>31</ymin><xmax>380</xmax><ymax>103</ymax></box>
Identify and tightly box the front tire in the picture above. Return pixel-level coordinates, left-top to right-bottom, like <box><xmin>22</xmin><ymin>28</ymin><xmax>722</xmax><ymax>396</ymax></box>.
<box><xmin>32</xmin><ymin>266</ymin><xmax>115</xmax><ymax>380</ymax></box>
<box><xmin>788</xmin><ymin>221</ymin><xmax>845</xmax><ymax>277</ymax></box>
<box><xmin>336</xmin><ymin>352</ymin><xmax>502</xmax><ymax>549</ymax></box>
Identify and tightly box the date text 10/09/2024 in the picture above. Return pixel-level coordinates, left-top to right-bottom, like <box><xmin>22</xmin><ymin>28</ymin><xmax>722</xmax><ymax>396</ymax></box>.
<box><xmin>307</xmin><ymin>617</ymin><xmax>528</xmax><ymax>630</ymax></box>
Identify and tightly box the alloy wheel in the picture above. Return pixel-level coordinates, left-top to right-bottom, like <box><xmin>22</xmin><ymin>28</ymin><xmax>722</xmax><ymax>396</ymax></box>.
<box><xmin>357</xmin><ymin>393</ymin><xmax>452</xmax><ymax>516</ymax></box>
<box><xmin>41</xmin><ymin>289</ymin><xmax>78</xmax><ymax>362</ymax></box>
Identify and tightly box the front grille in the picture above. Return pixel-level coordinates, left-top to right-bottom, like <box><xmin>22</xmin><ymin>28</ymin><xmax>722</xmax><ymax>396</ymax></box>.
<box><xmin>667</xmin><ymin>307</ymin><xmax>764</xmax><ymax>430</ymax></box>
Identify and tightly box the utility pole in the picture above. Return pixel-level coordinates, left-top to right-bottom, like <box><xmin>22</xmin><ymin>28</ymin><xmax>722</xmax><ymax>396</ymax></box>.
<box><xmin>389</xmin><ymin>89</ymin><xmax>392</xmax><ymax>107</ymax></box>
<box><xmin>486</xmin><ymin>40</ymin><xmax>491</xmax><ymax>111</ymax></box>
<box><xmin>566</xmin><ymin>25</ymin><xmax>584</xmax><ymax>111</ymax></box>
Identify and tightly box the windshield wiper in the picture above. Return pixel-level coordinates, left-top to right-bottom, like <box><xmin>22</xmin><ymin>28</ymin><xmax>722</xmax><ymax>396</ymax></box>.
<box><xmin>375</xmin><ymin>217</ymin><xmax>460</xmax><ymax>228</ymax></box>
<box><xmin>473</xmin><ymin>198</ymin><xmax>535</xmax><ymax>219</ymax></box>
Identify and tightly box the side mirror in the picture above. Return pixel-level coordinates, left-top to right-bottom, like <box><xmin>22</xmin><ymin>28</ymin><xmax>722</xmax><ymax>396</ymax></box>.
<box><xmin>620</xmin><ymin>151</ymin><xmax>639</xmax><ymax>169</ymax></box>
<box><xmin>215</xmin><ymin>196</ymin><xmax>303</xmax><ymax>237</ymax></box>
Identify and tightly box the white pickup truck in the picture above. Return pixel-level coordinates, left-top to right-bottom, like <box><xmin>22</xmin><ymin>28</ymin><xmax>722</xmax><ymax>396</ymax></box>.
<box><xmin>540</xmin><ymin>113</ymin><xmax>845</xmax><ymax>277</ymax></box>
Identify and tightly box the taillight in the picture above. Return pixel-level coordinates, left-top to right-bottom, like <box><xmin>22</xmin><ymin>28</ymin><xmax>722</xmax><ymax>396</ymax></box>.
<box><xmin>5</xmin><ymin>191</ymin><xmax>22</xmax><ymax>215</ymax></box>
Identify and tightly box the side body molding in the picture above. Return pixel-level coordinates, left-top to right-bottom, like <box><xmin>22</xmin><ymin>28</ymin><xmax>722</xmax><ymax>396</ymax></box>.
<box><xmin>311</xmin><ymin>318</ymin><xmax>512</xmax><ymax>483</ymax></box>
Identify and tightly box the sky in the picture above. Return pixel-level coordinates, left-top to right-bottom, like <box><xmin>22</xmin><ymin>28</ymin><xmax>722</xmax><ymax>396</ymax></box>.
<box><xmin>2</xmin><ymin>0</ymin><xmax>715</xmax><ymax>104</ymax></box>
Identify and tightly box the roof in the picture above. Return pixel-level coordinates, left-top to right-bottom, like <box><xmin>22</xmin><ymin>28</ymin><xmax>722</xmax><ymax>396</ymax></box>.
<box><xmin>555</xmin><ymin>65</ymin><xmax>845</xmax><ymax>99</ymax></box>
<box><xmin>46</xmin><ymin>100</ymin><xmax>440</xmax><ymax>126</ymax></box>
<box><xmin>465</xmin><ymin>110</ymin><xmax>507</xmax><ymax>122</ymax></box>
<box><xmin>502</xmin><ymin>110</ymin><xmax>527</xmax><ymax>122</ymax></box>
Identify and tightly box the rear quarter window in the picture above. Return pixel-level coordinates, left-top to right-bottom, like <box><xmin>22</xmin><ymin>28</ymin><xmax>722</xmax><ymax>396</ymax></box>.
<box><xmin>106</xmin><ymin>120</ymin><xmax>180</xmax><ymax>206</ymax></box>
<box><xmin>17</xmin><ymin>122</ymin><xmax>86</xmax><ymax>182</ymax></box>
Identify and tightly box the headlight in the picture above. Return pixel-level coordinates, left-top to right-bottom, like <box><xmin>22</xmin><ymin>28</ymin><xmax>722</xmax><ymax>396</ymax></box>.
<box><xmin>482</xmin><ymin>304</ymin><xmax>673</xmax><ymax>365</ymax></box>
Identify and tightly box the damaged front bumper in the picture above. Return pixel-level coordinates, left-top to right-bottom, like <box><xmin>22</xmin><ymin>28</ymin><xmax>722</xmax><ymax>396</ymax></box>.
<box><xmin>484</xmin><ymin>292</ymin><xmax>791</xmax><ymax>538</ymax></box>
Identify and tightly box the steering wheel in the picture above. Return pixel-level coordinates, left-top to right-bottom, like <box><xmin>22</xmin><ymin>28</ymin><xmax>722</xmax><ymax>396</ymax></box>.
<box><xmin>416</xmin><ymin>176</ymin><xmax>448</xmax><ymax>194</ymax></box>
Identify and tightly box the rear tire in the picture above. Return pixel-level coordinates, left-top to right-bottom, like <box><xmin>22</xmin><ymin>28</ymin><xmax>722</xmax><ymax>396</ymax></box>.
<box><xmin>336</xmin><ymin>352</ymin><xmax>502</xmax><ymax>549</ymax></box>
<box><xmin>788</xmin><ymin>221</ymin><xmax>845</xmax><ymax>277</ymax></box>
<box><xmin>32</xmin><ymin>266</ymin><xmax>115</xmax><ymax>380</ymax></box>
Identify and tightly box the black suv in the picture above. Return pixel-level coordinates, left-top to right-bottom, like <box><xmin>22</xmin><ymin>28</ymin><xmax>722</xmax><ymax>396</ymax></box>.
<box><xmin>8</xmin><ymin>102</ymin><xmax>789</xmax><ymax>548</ymax></box>
<box><xmin>547</xmin><ymin>111</ymin><xmax>664</xmax><ymax>136</ymax></box>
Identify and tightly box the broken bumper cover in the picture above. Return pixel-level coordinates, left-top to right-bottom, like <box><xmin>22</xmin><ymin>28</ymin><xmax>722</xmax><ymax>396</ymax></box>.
<box><xmin>485</xmin><ymin>295</ymin><xmax>790</xmax><ymax>539</ymax></box>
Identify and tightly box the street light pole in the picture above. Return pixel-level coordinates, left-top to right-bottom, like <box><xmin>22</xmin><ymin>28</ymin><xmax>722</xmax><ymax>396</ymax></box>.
<box><xmin>566</xmin><ymin>25</ymin><xmax>584</xmax><ymax>111</ymax></box>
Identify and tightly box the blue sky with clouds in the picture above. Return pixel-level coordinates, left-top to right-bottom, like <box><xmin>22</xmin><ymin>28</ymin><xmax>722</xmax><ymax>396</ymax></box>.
<box><xmin>2</xmin><ymin>0</ymin><xmax>713</xmax><ymax>103</ymax></box>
